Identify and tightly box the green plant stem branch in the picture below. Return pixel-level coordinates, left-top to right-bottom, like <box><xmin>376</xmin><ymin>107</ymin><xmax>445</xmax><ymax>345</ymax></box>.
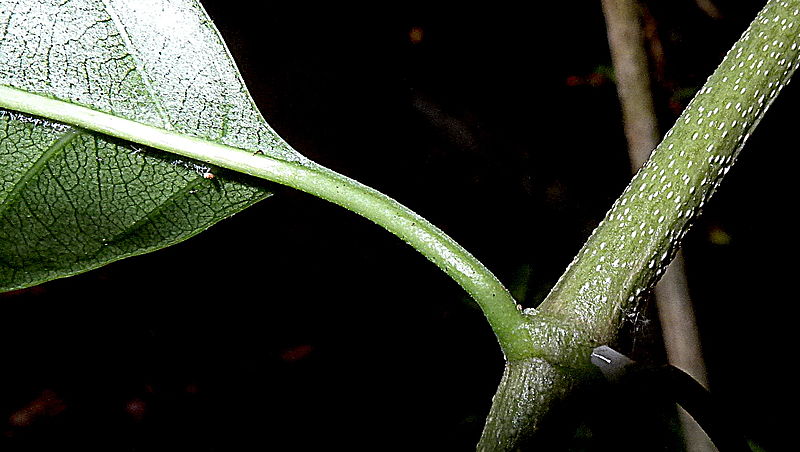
<box><xmin>539</xmin><ymin>0</ymin><xmax>800</xmax><ymax>342</ymax></box>
<box><xmin>0</xmin><ymin>83</ymin><xmax>532</xmax><ymax>358</ymax></box>
<box><xmin>479</xmin><ymin>0</ymin><xmax>800</xmax><ymax>448</ymax></box>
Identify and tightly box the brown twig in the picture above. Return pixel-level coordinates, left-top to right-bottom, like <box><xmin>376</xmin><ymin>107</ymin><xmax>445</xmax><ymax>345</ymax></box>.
<box><xmin>601</xmin><ymin>1</ymin><xmax>713</xmax><ymax>450</ymax></box>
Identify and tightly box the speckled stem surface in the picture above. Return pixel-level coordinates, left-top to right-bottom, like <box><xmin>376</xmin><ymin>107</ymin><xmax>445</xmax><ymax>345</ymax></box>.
<box><xmin>480</xmin><ymin>1</ymin><xmax>800</xmax><ymax>449</ymax></box>
<box><xmin>541</xmin><ymin>0</ymin><xmax>800</xmax><ymax>342</ymax></box>
<box><xmin>477</xmin><ymin>359</ymin><xmax>584</xmax><ymax>451</ymax></box>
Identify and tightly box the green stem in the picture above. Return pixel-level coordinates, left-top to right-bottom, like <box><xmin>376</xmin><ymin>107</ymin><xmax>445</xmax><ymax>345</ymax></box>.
<box><xmin>480</xmin><ymin>0</ymin><xmax>800</xmax><ymax>448</ymax></box>
<box><xmin>0</xmin><ymin>84</ymin><xmax>529</xmax><ymax>357</ymax></box>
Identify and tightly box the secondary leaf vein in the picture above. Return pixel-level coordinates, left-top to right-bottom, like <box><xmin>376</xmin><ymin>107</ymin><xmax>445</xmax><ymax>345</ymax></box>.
<box><xmin>0</xmin><ymin>128</ymin><xmax>82</xmax><ymax>221</ymax></box>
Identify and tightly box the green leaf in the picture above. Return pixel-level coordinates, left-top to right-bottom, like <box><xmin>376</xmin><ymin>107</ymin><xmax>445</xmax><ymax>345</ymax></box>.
<box><xmin>0</xmin><ymin>0</ymin><xmax>305</xmax><ymax>291</ymax></box>
<box><xmin>0</xmin><ymin>2</ymin><xmax>525</xmax><ymax>353</ymax></box>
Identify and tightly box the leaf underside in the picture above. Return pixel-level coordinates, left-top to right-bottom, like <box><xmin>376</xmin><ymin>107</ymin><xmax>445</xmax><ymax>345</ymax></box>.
<box><xmin>0</xmin><ymin>0</ymin><xmax>303</xmax><ymax>291</ymax></box>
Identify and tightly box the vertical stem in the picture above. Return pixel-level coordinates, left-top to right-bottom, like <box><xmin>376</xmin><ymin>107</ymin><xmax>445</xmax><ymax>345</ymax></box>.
<box><xmin>601</xmin><ymin>0</ymin><xmax>660</xmax><ymax>172</ymax></box>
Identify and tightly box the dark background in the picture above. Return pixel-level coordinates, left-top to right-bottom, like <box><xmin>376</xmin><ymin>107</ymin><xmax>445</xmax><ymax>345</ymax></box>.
<box><xmin>1</xmin><ymin>1</ymin><xmax>797</xmax><ymax>450</ymax></box>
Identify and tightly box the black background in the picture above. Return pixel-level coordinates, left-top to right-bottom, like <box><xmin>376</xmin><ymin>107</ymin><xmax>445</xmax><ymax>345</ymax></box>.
<box><xmin>1</xmin><ymin>1</ymin><xmax>798</xmax><ymax>450</ymax></box>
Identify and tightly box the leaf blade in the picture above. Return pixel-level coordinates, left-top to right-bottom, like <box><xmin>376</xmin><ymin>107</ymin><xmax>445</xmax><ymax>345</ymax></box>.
<box><xmin>0</xmin><ymin>0</ymin><xmax>297</xmax><ymax>291</ymax></box>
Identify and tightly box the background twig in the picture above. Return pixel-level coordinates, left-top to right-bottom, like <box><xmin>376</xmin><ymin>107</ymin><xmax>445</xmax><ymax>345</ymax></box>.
<box><xmin>601</xmin><ymin>0</ymin><xmax>713</xmax><ymax>450</ymax></box>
